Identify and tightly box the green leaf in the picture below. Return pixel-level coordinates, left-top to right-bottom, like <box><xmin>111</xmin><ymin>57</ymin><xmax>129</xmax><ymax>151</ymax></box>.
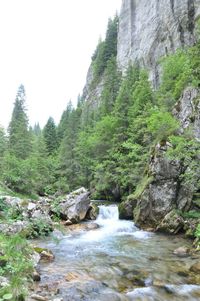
<box><xmin>3</xmin><ymin>294</ymin><xmax>13</xmax><ymax>300</ymax></box>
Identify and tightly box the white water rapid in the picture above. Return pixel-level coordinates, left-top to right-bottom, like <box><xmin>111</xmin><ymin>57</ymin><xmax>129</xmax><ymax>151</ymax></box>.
<box><xmin>35</xmin><ymin>204</ymin><xmax>200</xmax><ymax>301</ymax></box>
<box><xmin>81</xmin><ymin>204</ymin><xmax>151</xmax><ymax>241</ymax></box>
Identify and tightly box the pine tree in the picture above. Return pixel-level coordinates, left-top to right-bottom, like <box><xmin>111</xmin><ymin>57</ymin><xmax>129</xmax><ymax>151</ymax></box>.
<box><xmin>43</xmin><ymin>117</ymin><xmax>58</xmax><ymax>156</ymax></box>
<box><xmin>8</xmin><ymin>85</ymin><xmax>31</xmax><ymax>159</ymax></box>
<box><xmin>100</xmin><ymin>56</ymin><xmax>121</xmax><ymax>116</ymax></box>
<box><xmin>57</xmin><ymin>101</ymin><xmax>73</xmax><ymax>145</ymax></box>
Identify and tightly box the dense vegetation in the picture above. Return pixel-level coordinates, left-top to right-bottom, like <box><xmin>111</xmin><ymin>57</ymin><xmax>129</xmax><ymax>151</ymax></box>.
<box><xmin>0</xmin><ymin>16</ymin><xmax>199</xmax><ymax>200</ymax></box>
<box><xmin>0</xmin><ymin>16</ymin><xmax>199</xmax><ymax>237</ymax></box>
<box><xmin>0</xmin><ymin>15</ymin><xmax>199</xmax><ymax>299</ymax></box>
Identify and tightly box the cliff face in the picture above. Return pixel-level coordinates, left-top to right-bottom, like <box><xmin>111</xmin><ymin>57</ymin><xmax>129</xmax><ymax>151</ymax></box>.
<box><xmin>129</xmin><ymin>87</ymin><xmax>200</xmax><ymax>232</ymax></box>
<box><xmin>117</xmin><ymin>0</ymin><xmax>200</xmax><ymax>87</ymax></box>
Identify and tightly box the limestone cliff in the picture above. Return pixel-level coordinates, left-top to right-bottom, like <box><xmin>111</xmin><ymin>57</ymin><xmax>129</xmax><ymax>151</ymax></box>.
<box><xmin>117</xmin><ymin>0</ymin><xmax>200</xmax><ymax>87</ymax></box>
<box><xmin>83</xmin><ymin>0</ymin><xmax>200</xmax><ymax>106</ymax></box>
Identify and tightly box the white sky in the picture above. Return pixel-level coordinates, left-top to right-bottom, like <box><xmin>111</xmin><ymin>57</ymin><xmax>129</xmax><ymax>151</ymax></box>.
<box><xmin>0</xmin><ymin>0</ymin><xmax>122</xmax><ymax>129</ymax></box>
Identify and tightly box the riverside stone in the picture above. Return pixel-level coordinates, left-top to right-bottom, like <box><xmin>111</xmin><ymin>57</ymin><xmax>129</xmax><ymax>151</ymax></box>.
<box><xmin>52</xmin><ymin>187</ymin><xmax>91</xmax><ymax>223</ymax></box>
<box><xmin>190</xmin><ymin>262</ymin><xmax>200</xmax><ymax>273</ymax></box>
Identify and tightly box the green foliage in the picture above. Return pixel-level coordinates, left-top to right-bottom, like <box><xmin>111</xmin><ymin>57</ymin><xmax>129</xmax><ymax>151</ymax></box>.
<box><xmin>8</xmin><ymin>85</ymin><xmax>31</xmax><ymax>160</ymax></box>
<box><xmin>26</xmin><ymin>218</ymin><xmax>52</xmax><ymax>238</ymax></box>
<box><xmin>100</xmin><ymin>56</ymin><xmax>122</xmax><ymax>116</ymax></box>
<box><xmin>195</xmin><ymin>224</ymin><xmax>200</xmax><ymax>247</ymax></box>
<box><xmin>130</xmin><ymin>176</ymin><xmax>154</xmax><ymax>199</ymax></box>
<box><xmin>2</xmin><ymin>153</ymin><xmax>37</xmax><ymax>194</ymax></box>
<box><xmin>168</xmin><ymin>135</ymin><xmax>200</xmax><ymax>190</ymax></box>
<box><xmin>158</xmin><ymin>41</ymin><xmax>200</xmax><ymax>109</ymax></box>
<box><xmin>147</xmin><ymin>110</ymin><xmax>180</xmax><ymax>142</ymax></box>
<box><xmin>43</xmin><ymin>117</ymin><xmax>58</xmax><ymax>155</ymax></box>
<box><xmin>0</xmin><ymin>127</ymin><xmax>7</xmax><ymax>165</ymax></box>
<box><xmin>92</xmin><ymin>15</ymin><xmax>119</xmax><ymax>82</ymax></box>
<box><xmin>0</xmin><ymin>234</ymin><xmax>33</xmax><ymax>300</ymax></box>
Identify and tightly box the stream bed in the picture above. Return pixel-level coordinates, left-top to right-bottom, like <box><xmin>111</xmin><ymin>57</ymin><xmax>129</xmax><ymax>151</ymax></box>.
<box><xmin>31</xmin><ymin>205</ymin><xmax>200</xmax><ymax>301</ymax></box>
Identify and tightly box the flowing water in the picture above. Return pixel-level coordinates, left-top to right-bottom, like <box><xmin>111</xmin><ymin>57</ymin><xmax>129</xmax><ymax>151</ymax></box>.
<box><xmin>34</xmin><ymin>205</ymin><xmax>200</xmax><ymax>301</ymax></box>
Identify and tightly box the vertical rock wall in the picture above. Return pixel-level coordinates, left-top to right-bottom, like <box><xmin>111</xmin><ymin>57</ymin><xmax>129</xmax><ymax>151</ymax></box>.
<box><xmin>117</xmin><ymin>0</ymin><xmax>200</xmax><ymax>87</ymax></box>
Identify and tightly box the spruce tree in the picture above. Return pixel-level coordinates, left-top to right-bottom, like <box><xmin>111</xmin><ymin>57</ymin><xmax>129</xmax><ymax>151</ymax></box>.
<box><xmin>8</xmin><ymin>84</ymin><xmax>31</xmax><ymax>159</ymax></box>
<box><xmin>43</xmin><ymin>117</ymin><xmax>58</xmax><ymax>155</ymax></box>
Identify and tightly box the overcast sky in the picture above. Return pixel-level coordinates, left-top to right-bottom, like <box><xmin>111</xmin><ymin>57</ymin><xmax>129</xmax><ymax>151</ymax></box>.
<box><xmin>0</xmin><ymin>0</ymin><xmax>122</xmax><ymax>129</ymax></box>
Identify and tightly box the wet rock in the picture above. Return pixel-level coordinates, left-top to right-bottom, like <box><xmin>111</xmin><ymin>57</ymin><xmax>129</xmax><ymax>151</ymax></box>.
<box><xmin>173</xmin><ymin>246</ymin><xmax>190</xmax><ymax>257</ymax></box>
<box><xmin>86</xmin><ymin>204</ymin><xmax>98</xmax><ymax>220</ymax></box>
<box><xmin>189</xmin><ymin>262</ymin><xmax>200</xmax><ymax>273</ymax></box>
<box><xmin>177</xmin><ymin>270</ymin><xmax>189</xmax><ymax>277</ymax></box>
<box><xmin>124</xmin><ymin>270</ymin><xmax>149</xmax><ymax>287</ymax></box>
<box><xmin>31</xmin><ymin>294</ymin><xmax>47</xmax><ymax>301</ymax></box>
<box><xmin>148</xmin><ymin>256</ymin><xmax>159</xmax><ymax>261</ymax></box>
<box><xmin>32</xmin><ymin>270</ymin><xmax>41</xmax><ymax>282</ymax></box>
<box><xmin>34</xmin><ymin>247</ymin><xmax>55</xmax><ymax>262</ymax></box>
<box><xmin>86</xmin><ymin>223</ymin><xmax>99</xmax><ymax>230</ymax></box>
<box><xmin>64</xmin><ymin>219</ymin><xmax>73</xmax><ymax>226</ymax></box>
<box><xmin>59</xmin><ymin>279</ymin><xmax>127</xmax><ymax>301</ymax></box>
<box><xmin>40</xmin><ymin>250</ymin><xmax>55</xmax><ymax>262</ymax></box>
<box><xmin>31</xmin><ymin>251</ymin><xmax>41</xmax><ymax>267</ymax></box>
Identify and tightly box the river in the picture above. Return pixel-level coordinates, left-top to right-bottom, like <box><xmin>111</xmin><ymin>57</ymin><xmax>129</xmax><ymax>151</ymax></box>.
<box><xmin>32</xmin><ymin>205</ymin><xmax>200</xmax><ymax>301</ymax></box>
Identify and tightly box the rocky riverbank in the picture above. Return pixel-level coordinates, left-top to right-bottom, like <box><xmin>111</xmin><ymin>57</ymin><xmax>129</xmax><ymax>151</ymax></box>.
<box><xmin>0</xmin><ymin>187</ymin><xmax>97</xmax><ymax>300</ymax></box>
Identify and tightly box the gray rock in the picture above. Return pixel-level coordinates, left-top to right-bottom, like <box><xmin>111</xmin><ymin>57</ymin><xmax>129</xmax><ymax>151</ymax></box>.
<box><xmin>31</xmin><ymin>251</ymin><xmax>41</xmax><ymax>268</ymax></box>
<box><xmin>156</xmin><ymin>210</ymin><xmax>184</xmax><ymax>234</ymax></box>
<box><xmin>173</xmin><ymin>87</ymin><xmax>200</xmax><ymax>139</ymax></box>
<box><xmin>27</xmin><ymin>202</ymin><xmax>37</xmax><ymax>211</ymax></box>
<box><xmin>173</xmin><ymin>246</ymin><xmax>190</xmax><ymax>257</ymax></box>
<box><xmin>53</xmin><ymin>188</ymin><xmax>90</xmax><ymax>223</ymax></box>
<box><xmin>189</xmin><ymin>261</ymin><xmax>200</xmax><ymax>273</ymax></box>
<box><xmin>150</xmin><ymin>143</ymin><xmax>181</xmax><ymax>180</ymax></box>
<box><xmin>119</xmin><ymin>198</ymin><xmax>137</xmax><ymax>220</ymax></box>
<box><xmin>117</xmin><ymin>0</ymin><xmax>200</xmax><ymax>87</ymax></box>
<box><xmin>0</xmin><ymin>276</ymin><xmax>10</xmax><ymax>288</ymax></box>
<box><xmin>0</xmin><ymin>220</ymin><xmax>30</xmax><ymax>235</ymax></box>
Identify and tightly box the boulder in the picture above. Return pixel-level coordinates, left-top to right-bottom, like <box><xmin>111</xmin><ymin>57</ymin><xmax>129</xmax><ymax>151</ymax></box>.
<box><xmin>189</xmin><ymin>262</ymin><xmax>200</xmax><ymax>273</ymax></box>
<box><xmin>156</xmin><ymin>210</ymin><xmax>184</xmax><ymax>234</ymax></box>
<box><xmin>173</xmin><ymin>246</ymin><xmax>190</xmax><ymax>257</ymax></box>
<box><xmin>34</xmin><ymin>247</ymin><xmax>55</xmax><ymax>262</ymax></box>
<box><xmin>52</xmin><ymin>188</ymin><xmax>90</xmax><ymax>223</ymax></box>
<box><xmin>86</xmin><ymin>204</ymin><xmax>98</xmax><ymax>220</ymax></box>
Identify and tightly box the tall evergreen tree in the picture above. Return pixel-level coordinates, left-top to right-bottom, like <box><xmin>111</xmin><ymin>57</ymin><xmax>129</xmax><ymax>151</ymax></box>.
<box><xmin>100</xmin><ymin>56</ymin><xmax>121</xmax><ymax>116</ymax></box>
<box><xmin>43</xmin><ymin>117</ymin><xmax>58</xmax><ymax>155</ymax></box>
<box><xmin>57</xmin><ymin>101</ymin><xmax>73</xmax><ymax>145</ymax></box>
<box><xmin>8</xmin><ymin>85</ymin><xmax>31</xmax><ymax>159</ymax></box>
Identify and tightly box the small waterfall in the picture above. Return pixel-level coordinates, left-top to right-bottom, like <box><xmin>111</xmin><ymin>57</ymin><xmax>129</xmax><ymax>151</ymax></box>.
<box><xmin>97</xmin><ymin>205</ymin><xmax>119</xmax><ymax>221</ymax></box>
<box><xmin>78</xmin><ymin>204</ymin><xmax>150</xmax><ymax>241</ymax></box>
<box><xmin>95</xmin><ymin>204</ymin><xmax>137</xmax><ymax>235</ymax></box>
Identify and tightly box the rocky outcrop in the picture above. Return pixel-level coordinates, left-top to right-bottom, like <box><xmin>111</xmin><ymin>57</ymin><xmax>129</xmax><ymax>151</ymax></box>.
<box><xmin>117</xmin><ymin>0</ymin><xmax>200</xmax><ymax>87</ymax></box>
<box><xmin>81</xmin><ymin>66</ymin><xmax>104</xmax><ymax>125</ymax></box>
<box><xmin>0</xmin><ymin>188</ymin><xmax>93</xmax><ymax>237</ymax></box>
<box><xmin>133</xmin><ymin>142</ymin><xmax>186</xmax><ymax>228</ymax></box>
<box><xmin>132</xmin><ymin>87</ymin><xmax>200</xmax><ymax>231</ymax></box>
<box><xmin>173</xmin><ymin>87</ymin><xmax>200</xmax><ymax>139</ymax></box>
